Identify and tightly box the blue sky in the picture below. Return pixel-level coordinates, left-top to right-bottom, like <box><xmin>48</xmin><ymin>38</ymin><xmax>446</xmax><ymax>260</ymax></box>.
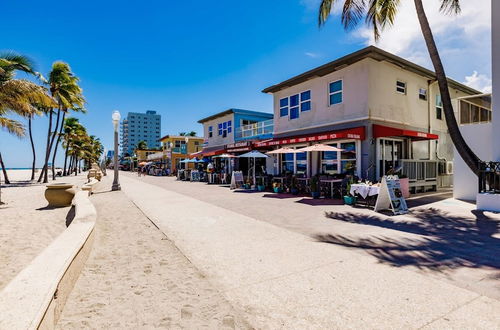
<box><xmin>0</xmin><ymin>0</ymin><xmax>491</xmax><ymax>168</ymax></box>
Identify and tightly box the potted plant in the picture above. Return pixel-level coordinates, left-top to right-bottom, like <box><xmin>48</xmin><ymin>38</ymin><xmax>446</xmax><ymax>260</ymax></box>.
<box><xmin>343</xmin><ymin>175</ymin><xmax>356</xmax><ymax>205</ymax></box>
<box><xmin>310</xmin><ymin>175</ymin><xmax>321</xmax><ymax>199</ymax></box>
<box><xmin>244</xmin><ymin>179</ymin><xmax>251</xmax><ymax>190</ymax></box>
<box><xmin>257</xmin><ymin>177</ymin><xmax>266</xmax><ymax>192</ymax></box>
<box><xmin>273</xmin><ymin>182</ymin><xmax>282</xmax><ymax>193</ymax></box>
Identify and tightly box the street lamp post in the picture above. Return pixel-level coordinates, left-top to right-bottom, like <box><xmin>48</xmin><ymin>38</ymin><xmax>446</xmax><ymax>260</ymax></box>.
<box><xmin>112</xmin><ymin>110</ymin><xmax>121</xmax><ymax>191</ymax></box>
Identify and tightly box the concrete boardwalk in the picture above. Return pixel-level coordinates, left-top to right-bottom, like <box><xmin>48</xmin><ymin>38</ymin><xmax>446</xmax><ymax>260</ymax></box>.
<box><xmin>120</xmin><ymin>175</ymin><xmax>500</xmax><ymax>329</ymax></box>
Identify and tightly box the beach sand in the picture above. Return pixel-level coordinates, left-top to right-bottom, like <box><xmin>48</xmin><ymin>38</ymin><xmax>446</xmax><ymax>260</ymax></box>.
<box><xmin>0</xmin><ymin>170</ymin><xmax>87</xmax><ymax>290</ymax></box>
<box><xmin>57</xmin><ymin>177</ymin><xmax>250</xmax><ymax>329</ymax></box>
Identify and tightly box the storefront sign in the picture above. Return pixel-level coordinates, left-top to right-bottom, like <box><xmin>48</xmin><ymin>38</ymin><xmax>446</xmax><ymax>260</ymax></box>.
<box><xmin>374</xmin><ymin>175</ymin><xmax>408</xmax><ymax>215</ymax></box>
<box><xmin>254</xmin><ymin>126</ymin><xmax>365</xmax><ymax>147</ymax></box>
<box><xmin>227</xmin><ymin>141</ymin><xmax>251</xmax><ymax>153</ymax></box>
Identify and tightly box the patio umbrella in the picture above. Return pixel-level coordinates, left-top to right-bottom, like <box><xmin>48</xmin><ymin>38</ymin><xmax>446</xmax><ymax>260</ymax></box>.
<box><xmin>295</xmin><ymin>144</ymin><xmax>344</xmax><ymax>177</ymax></box>
<box><xmin>266</xmin><ymin>147</ymin><xmax>302</xmax><ymax>154</ymax></box>
<box><xmin>238</xmin><ymin>150</ymin><xmax>268</xmax><ymax>187</ymax></box>
<box><xmin>213</xmin><ymin>153</ymin><xmax>237</xmax><ymax>174</ymax></box>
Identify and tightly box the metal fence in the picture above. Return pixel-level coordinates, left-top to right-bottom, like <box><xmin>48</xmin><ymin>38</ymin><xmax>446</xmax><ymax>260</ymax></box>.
<box><xmin>235</xmin><ymin>119</ymin><xmax>274</xmax><ymax>139</ymax></box>
<box><xmin>401</xmin><ymin>160</ymin><xmax>439</xmax><ymax>193</ymax></box>
<box><xmin>478</xmin><ymin>161</ymin><xmax>500</xmax><ymax>194</ymax></box>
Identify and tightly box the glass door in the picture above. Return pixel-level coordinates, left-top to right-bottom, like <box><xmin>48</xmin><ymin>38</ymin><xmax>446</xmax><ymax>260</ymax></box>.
<box><xmin>379</xmin><ymin>139</ymin><xmax>404</xmax><ymax>177</ymax></box>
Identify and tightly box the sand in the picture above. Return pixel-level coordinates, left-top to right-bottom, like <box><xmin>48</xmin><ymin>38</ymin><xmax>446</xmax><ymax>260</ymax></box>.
<box><xmin>0</xmin><ymin>170</ymin><xmax>87</xmax><ymax>290</ymax></box>
<box><xmin>57</xmin><ymin>176</ymin><xmax>250</xmax><ymax>329</ymax></box>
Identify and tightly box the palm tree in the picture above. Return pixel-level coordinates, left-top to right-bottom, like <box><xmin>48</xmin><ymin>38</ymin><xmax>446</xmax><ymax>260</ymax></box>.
<box><xmin>318</xmin><ymin>0</ymin><xmax>480</xmax><ymax>175</ymax></box>
<box><xmin>61</xmin><ymin>117</ymin><xmax>82</xmax><ymax>176</ymax></box>
<box><xmin>38</xmin><ymin>62</ymin><xmax>85</xmax><ymax>183</ymax></box>
<box><xmin>0</xmin><ymin>52</ymin><xmax>54</xmax><ymax>183</ymax></box>
<box><xmin>136</xmin><ymin>140</ymin><xmax>148</xmax><ymax>150</ymax></box>
<box><xmin>179</xmin><ymin>131</ymin><xmax>197</xmax><ymax>137</ymax></box>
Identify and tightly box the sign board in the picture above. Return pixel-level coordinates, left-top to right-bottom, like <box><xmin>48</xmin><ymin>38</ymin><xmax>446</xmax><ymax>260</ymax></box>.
<box><xmin>230</xmin><ymin>171</ymin><xmax>244</xmax><ymax>190</ymax></box>
<box><xmin>190</xmin><ymin>170</ymin><xmax>200</xmax><ymax>182</ymax></box>
<box><xmin>374</xmin><ymin>175</ymin><xmax>408</xmax><ymax>215</ymax></box>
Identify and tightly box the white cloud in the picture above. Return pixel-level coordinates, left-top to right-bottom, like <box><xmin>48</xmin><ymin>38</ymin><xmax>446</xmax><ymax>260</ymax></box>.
<box><xmin>463</xmin><ymin>71</ymin><xmax>492</xmax><ymax>93</ymax></box>
<box><xmin>353</xmin><ymin>0</ymin><xmax>491</xmax><ymax>87</ymax></box>
<box><xmin>305</xmin><ymin>52</ymin><xmax>320</xmax><ymax>58</ymax></box>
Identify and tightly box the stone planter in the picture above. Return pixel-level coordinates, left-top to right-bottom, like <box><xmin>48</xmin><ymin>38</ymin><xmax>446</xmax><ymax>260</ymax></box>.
<box><xmin>45</xmin><ymin>183</ymin><xmax>76</xmax><ymax>207</ymax></box>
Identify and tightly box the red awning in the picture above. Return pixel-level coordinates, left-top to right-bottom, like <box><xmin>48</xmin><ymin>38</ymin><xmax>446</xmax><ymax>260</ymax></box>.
<box><xmin>254</xmin><ymin>126</ymin><xmax>365</xmax><ymax>147</ymax></box>
<box><xmin>199</xmin><ymin>145</ymin><xmax>226</xmax><ymax>157</ymax></box>
<box><xmin>373</xmin><ymin>124</ymin><xmax>438</xmax><ymax>140</ymax></box>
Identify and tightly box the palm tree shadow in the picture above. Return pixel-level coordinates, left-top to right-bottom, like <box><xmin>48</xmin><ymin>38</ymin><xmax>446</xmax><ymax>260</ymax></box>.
<box><xmin>316</xmin><ymin>208</ymin><xmax>500</xmax><ymax>272</ymax></box>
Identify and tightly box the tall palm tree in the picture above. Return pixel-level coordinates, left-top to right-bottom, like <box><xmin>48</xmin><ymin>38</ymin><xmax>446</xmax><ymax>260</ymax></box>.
<box><xmin>38</xmin><ymin>62</ymin><xmax>85</xmax><ymax>183</ymax></box>
<box><xmin>0</xmin><ymin>52</ymin><xmax>54</xmax><ymax>183</ymax></box>
<box><xmin>318</xmin><ymin>0</ymin><xmax>480</xmax><ymax>175</ymax></box>
<box><xmin>62</xmin><ymin>117</ymin><xmax>83</xmax><ymax>176</ymax></box>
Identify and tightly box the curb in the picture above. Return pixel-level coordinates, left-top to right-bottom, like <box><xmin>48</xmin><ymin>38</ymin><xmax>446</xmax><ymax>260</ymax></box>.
<box><xmin>0</xmin><ymin>191</ymin><xmax>97</xmax><ymax>329</ymax></box>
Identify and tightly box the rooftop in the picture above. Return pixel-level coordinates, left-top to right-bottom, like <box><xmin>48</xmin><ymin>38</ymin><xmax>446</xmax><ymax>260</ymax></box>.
<box><xmin>197</xmin><ymin>108</ymin><xmax>273</xmax><ymax>124</ymax></box>
<box><xmin>159</xmin><ymin>135</ymin><xmax>204</xmax><ymax>142</ymax></box>
<box><xmin>262</xmin><ymin>46</ymin><xmax>480</xmax><ymax>95</ymax></box>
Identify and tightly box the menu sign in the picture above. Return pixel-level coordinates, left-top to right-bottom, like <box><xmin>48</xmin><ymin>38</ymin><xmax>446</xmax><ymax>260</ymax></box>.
<box><xmin>374</xmin><ymin>175</ymin><xmax>408</xmax><ymax>215</ymax></box>
<box><xmin>230</xmin><ymin>171</ymin><xmax>244</xmax><ymax>190</ymax></box>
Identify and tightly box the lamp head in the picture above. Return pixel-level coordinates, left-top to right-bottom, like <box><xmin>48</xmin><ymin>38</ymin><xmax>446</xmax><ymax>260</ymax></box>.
<box><xmin>112</xmin><ymin>110</ymin><xmax>121</xmax><ymax>123</ymax></box>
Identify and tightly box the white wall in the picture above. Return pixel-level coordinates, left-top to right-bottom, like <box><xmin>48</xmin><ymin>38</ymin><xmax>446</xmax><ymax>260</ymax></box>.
<box><xmin>453</xmin><ymin>123</ymin><xmax>492</xmax><ymax>201</ymax></box>
<box><xmin>202</xmin><ymin>113</ymin><xmax>235</xmax><ymax>147</ymax></box>
<box><xmin>493</xmin><ymin>0</ymin><xmax>500</xmax><ymax>161</ymax></box>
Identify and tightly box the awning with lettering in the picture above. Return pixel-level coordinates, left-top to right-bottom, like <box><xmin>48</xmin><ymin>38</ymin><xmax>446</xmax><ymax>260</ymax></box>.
<box><xmin>226</xmin><ymin>141</ymin><xmax>252</xmax><ymax>153</ymax></box>
<box><xmin>199</xmin><ymin>145</ymin><xmax>226</xmax><ymax>157</ymax></box>
<box><xmin>253</xmin><ymin>126</ymin><xmax>365</xmax><ymax>147</ymax></box>
<box><xmin>373</xmin><ymin>124</ymin><xmax>438</xmax><ymax>141</ymax></box>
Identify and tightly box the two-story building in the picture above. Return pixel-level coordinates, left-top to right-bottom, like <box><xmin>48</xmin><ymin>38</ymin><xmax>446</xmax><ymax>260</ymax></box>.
<box><xmin>159</xmin><ymin>135</ymin><xmax>204</xmax><ymax>172</ymax></box>
<box><xmin>197</xmin><ymin>109</ymin><xmax>273</xmax><ymax>155</ymax></box>
<box><xmin>258</xmin><ymin>46</ymin><xmax>480</xmax><ymax>192</ymax></box>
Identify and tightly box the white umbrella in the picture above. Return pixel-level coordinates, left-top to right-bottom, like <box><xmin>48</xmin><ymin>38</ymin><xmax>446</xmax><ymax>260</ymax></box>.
<box><xmin>295</xmin><ymin>144</ymin><xmax>344</xmax><ymax>177</ymax></box>
<box><xmin>266</xmin><ymin>147</ymin><xmax>302</xmax><ymax>154</ymax></box>
<box><xmin>238</xmin><ymin>151</ymin><xmax>268</xmax><ymax>188</ymax></box>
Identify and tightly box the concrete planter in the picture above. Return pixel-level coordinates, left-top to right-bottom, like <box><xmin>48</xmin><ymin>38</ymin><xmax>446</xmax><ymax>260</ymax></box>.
<box><xmin>399</xmin><ymin>178</ymin><xmax>410</xmax><ymax>198</ymax></box>
<box><xmin>45</xmin><ymin>183</ymin><xmax>76</xmax><ymax>207</ymax></box>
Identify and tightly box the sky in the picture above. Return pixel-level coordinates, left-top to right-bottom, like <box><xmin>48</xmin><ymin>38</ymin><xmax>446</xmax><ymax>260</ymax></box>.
<box><xmin>0</xmin><ymin>0</ymin><xmax>492</xmax><ymax>168</ymax></box>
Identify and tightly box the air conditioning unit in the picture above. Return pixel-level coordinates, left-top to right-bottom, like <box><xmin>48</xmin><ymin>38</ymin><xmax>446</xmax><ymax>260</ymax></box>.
<box><xmin>445</xmin><ymin>161</ymin><xmax>454</xmax><ymax>175</ymax></box>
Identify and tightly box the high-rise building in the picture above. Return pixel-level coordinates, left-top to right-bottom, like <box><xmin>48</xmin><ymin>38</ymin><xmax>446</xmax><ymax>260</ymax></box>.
<box><xmin>121</xmin><ymin>110</ymin><xmax>161</xmax><ymax>156</ymax></box>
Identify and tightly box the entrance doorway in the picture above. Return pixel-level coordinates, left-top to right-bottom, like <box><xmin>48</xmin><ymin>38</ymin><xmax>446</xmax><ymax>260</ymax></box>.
<box><xmin>378</xmin><ymin>138</ymin><xmax>406</xmax><ymax>178</ymax></box>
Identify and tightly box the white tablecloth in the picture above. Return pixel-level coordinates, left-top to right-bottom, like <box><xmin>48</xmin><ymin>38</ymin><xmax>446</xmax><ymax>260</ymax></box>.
<box><xmin>350</xmin><ymin>184</ymin><xmax>380</xmax><ymax>199</ymax></box>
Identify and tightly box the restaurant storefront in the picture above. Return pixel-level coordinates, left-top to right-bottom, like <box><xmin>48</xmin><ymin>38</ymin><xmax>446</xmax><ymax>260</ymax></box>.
<box><xmin>254</xmin><ymin>126</ymin><xmax>365</xmax><ymax>177</ymax></box>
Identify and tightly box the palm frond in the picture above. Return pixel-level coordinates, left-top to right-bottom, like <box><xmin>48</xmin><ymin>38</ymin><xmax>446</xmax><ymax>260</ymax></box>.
<box><xmin>440</xmin><ymin>0</ymin><xmax>461</xmax><ymax>14</ymax></box>
<box><xmin>0</xmin><ymin>117</ymin><xmax>25</xmax><ymax>137</ymax></box>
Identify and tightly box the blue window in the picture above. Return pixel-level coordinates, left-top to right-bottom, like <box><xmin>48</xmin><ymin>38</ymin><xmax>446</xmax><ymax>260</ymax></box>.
<box><xmin>228</xmin><ymin>121</ymin><xmax>232</xmax><ymax>133</ymax></box>
<box><xmin>223</xmin><ymin>122</ymin><xmax>227</xmax><ymax>129</ymax></box>
<box><xmin>301</xmin><ymin>101</ymin><xmax>311</xmax><ymax>112</ymax></box>
<box><xmin>290</xmin><ymin>107</ymin><xmax>299</xmax><ymax>119</ymax></box>
<box><xmin>329</xmin><ymin>80</ymin><xmax>343</xmax><ymax>105</ymax></box>
<box><xmin>280</xmin><ymin>98</ymin><xmax>288</xmax><ymax>107</ymax></box>
<box><xmin>280</xmin><ymin>107</ymin><xmax>288</xmax><ymax>117</ymax></box>
<box><xmin>300</xmin><ymin>91</ymin><xmax>310</xmax><ymax>101</ymax></box>
<box><xmin>218</xmin><ymin>123</ymin><xmax>222</xmax><ymax>136</ymax></box>
<box><xmin>290</xmin><ymin>94</ymin><xmax>299</xmax><ymax>107</ymax></box>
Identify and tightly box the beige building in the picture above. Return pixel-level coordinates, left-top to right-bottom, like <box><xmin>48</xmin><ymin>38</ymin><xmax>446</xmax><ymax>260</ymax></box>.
<box><xmin>260</xmin><ymin>46</ymin><xmax>480</xmax><ymax>192</ymax></box>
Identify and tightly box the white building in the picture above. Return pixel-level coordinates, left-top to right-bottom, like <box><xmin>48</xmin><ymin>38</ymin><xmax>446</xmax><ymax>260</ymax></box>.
<box><xmin>260</xmin><ymin>46</ymin><xmax>480</xmax><ymax>193</ymax></box>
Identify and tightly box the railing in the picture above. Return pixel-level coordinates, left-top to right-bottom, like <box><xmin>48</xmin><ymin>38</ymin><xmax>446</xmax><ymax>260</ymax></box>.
<box><xmin>401</xmin><ymin>159</ymin><xmax>439</xmax><ymax>193</ymax></box>
<box><xmin>235</xmin><ymin>119</ymin><xmax>274</xmax><ymax>139</ymax></box>
<box><xmin>478</xmin><ymin>161</ymin><xmax>500</xmax><ymax>194</ymax></box>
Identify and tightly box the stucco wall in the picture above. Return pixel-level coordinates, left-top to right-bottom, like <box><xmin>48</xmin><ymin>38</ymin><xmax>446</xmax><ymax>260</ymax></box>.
<box><xmin>493</xmin><ymin>0</ymin><xmax>500</xmax><ymax>161</ymax></box>
<box><xmin>272</xmin><ymin>59</ymin><xmax>370</xmax><ymax>135</ymax></box>
<box><xmin>453</xmin><ymin>123</ymin><xmax>493</xmax><ymax>201</ymax></box>
<box><xmin>202</xmin><ymin>113</ymin><xmax>235</xmax><ymax>147</ymax></box>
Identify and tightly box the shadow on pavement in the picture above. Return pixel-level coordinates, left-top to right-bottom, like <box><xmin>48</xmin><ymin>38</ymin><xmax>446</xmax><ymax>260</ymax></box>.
<box><xmin>315</xmin><ymin>208</ymin><xmax>500</xmax><ymax>272</ymax></box>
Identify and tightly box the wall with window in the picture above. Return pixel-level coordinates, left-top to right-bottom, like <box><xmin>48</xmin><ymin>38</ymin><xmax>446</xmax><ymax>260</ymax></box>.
<box><xmin>201</xmin><ymin>113</ymin><xmax>235</xmax><ymax>147</ymax></box>
<box><xmin>272</xmin><ymin>59</ymin><xmax>371</xmax><ymax>135</ymax></box>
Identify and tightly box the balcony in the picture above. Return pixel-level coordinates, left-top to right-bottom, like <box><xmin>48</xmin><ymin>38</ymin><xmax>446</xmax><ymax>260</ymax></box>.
<box><xmin>235</xmin><ymin>119</ymin><xmax>274</xmax><ymax>140</ymax></box>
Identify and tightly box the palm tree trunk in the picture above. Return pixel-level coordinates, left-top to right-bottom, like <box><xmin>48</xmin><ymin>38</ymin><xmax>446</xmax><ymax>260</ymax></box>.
<box><xmin>0</xmin><ymin>152</ymin><xmax>10</xmax><ymax>184</ymax></box>
<box><xmin>45</xmin><ymin>108</ymin><xmax>61</xmax><ymax>182</ymax></box>
<box><xmin>38</xmin><ymin>109</ymin><xmax>53</xmax><ymax>182</ymax></box>
<box><xmin>28</xmin><ymin>117</ymin><xmax>36</xmax><ymax>181</ymax></box>
<box><xmin>75</xmin><ymin>157</ymin><xmax>79</xmax><ymax>175</ymax></box>
<box><xmin>51</xmin><ymin>112</ymin><xmax>66</xmax><ymax>180</ymax></box>
<box><xmin>63</xmin><ymin>147</ymin><xmax>70</xmax><ymax>176</ymax></box>
<box><xmin>414</xmin><ymin>0</ymin><xmax>480</xmax><ymax>175</ymax></box>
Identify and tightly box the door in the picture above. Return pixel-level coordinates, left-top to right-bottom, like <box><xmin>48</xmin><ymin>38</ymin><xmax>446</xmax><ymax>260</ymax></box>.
<box><xmin>378</xmin><ymin>139</ymin><xmax>405</xmax><ymax>178</ymax></box>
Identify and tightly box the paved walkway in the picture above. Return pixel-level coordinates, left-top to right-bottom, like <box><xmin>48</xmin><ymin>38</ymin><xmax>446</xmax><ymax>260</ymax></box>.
<box><xmin>57</xmin><ymin>177</ymin><xmax>250</xmax><ymax>329</ymax></box>
<box><xmin>120</xmin><ymin>174</ymin><xmax>500</xmax><ymax>329</ymax></box>
<box><xmin>124</xmin><ymin>173</ymin><xmax>500</xmax><ymax>301</ymax></box>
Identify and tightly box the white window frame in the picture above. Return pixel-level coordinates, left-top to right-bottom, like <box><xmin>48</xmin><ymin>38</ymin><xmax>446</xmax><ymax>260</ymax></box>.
<box><xmin>396</xmin><ymin>80</ymin><xmax>407</xmax><ymax>95</ymax></box>
<box><xmin>328</xmin><ymin>79</ymin><xmax>343</xmax><ymax>106</ymax></box>
<box><xmin>320</xmin><ymin>140</ymin><xmax>357</xmax><ymax>175</ymax></box>
<box><xmin>279</xmin><ymin>90</ymin><xmax>311</xmax><ymax>121</ymax></box>
<box><xmin>436</xmin><ymin>94</ymin><xmax>443</xmax><ymax>120</ymax></box>
<box><xmin>418</xmin><ymin>88</ymin><xmax>427</xmax><ymax>100</ymax></box>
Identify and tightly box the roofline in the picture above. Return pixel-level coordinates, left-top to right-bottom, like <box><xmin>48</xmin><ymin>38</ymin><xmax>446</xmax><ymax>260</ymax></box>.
<box><xmin>262</xmin><ymin>46</ymin><xmax>481</xmax><ymax>95</ymax></box>
<box><xmin>159</xmin><ymin>135</ymin><xmax>203</xmax><ymax>141</ymax></box>
<box><xmin>197</xmin><ymin>108</ymin><xmax>273</xmax><ymax>124</ymax></box>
